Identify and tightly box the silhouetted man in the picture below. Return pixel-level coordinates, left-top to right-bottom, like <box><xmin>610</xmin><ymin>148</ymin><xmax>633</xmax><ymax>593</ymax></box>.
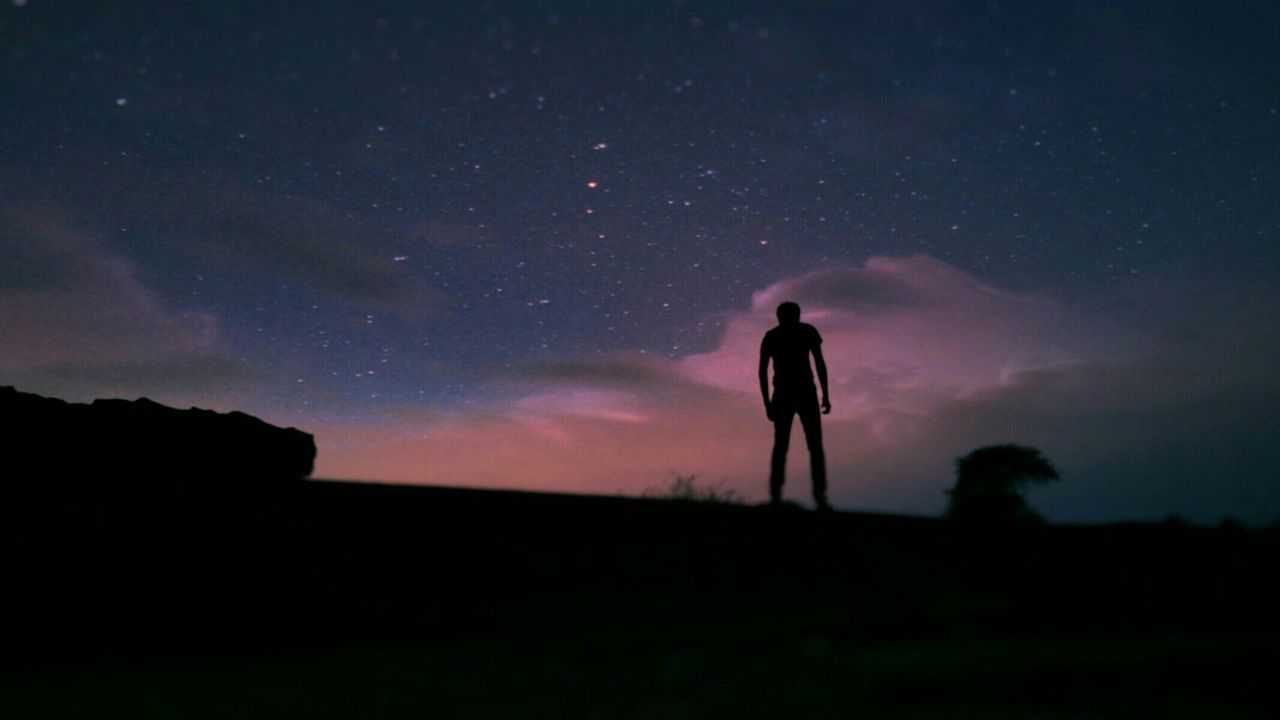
<box><xmin>759</xmin><ymin>301</ymin><xmax>831</xmax><ymax>510</ymax></box>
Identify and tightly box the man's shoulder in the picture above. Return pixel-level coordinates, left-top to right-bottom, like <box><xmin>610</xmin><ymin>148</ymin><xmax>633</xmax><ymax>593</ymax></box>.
<box><xmin>763</xmin><ymin>323</ymin><xmax>819</xmax><ymax>337</ymax></box>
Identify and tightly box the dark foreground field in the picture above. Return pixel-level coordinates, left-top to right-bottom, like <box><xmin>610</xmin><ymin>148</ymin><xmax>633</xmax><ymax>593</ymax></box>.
<box><xmin>3</xmin><ymin>480</ymin><xmax>1278</xmax><ymax>718</ymax></box>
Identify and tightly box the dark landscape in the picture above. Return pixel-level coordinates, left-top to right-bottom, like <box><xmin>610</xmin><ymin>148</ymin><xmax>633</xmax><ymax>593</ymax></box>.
<box><xmin>4</xmin><ymin>472</ymin><xmax>1279</xmax><ymax>717</ymax></box>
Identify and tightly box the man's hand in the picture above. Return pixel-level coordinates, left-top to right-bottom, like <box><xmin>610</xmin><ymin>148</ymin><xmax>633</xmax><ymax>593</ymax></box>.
<box><xmin>764</xmin><ymin>401</ymin><xmax>774</xmax><ymax>422</ymax></box>
<box><xmin>821</xmin><ymin>396</ymin><xmax>831</xmax><ymax>415</ymax></box>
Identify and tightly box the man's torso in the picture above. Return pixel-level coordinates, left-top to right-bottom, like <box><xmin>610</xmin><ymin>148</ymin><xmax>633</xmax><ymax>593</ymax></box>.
<box><xmin>763</xmin><ymin>322</ymin><xmax>821</xmax><ymax>392</ymax></box>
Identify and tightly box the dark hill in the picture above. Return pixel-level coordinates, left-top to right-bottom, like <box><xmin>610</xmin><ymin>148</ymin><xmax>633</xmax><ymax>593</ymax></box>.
<box><xmin>0</xmin><ymin>386</ymin><xmax>314</xmax><ymax>500</ymax></box>
<box><xmin>2</xmin><ymin>480</ymin><xmax>1278</xmax><ymax>718</ymax></box>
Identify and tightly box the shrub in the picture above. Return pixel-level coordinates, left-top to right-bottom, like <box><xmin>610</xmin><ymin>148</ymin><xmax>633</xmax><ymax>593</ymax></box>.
<box><xmin>644</xmin><ymin>473</ymin><xmax>741</xmax><ymax>504</ymax></box>
<box><xmin>946</xmin><ymin>444</ymin><xmax>1059</xmax><ymax>523</ymax></box>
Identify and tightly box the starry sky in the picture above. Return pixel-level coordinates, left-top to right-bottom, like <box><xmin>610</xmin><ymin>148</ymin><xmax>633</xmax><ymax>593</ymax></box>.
<box><xmin>3</xmin><ymin>0</ymin><xmax>1279</xmax><ymax>524</ymax></box>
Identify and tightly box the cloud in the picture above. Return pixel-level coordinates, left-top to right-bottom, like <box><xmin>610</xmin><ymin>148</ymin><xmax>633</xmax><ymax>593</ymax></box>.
<box><xmin>176</xmin><ymin>188</ymin><xmax>446</xmax><ymax>318</ymax></box>
<box><xmin>0</xmin><ymin>211</ymin><xmax>256</xmax><ymax>406</ymax></box>
<box><xmin>680</xmin><ymin>255</ymin><xmax>1121</xmax><ymax>418</ymax></box>
<box><xmin>315</xmin><ymin>255</ymin><xmax>1280</xmax><ymax>526</ymax></box>
<box><xmin>311</xmin><ymin>386</ymin><xmax>766</xmax><ymax>493</ymax></box>
<box><xmin>513</xmin><ymin>390</ymin><xmax>651</xmax><ymax>425</ymax></box>
<box><xmin>2</xmin><ymin>158</ymin><xmax>446</xmax><ymax>319</ymax></box>
<box><xmin>852</xmin><ymin>331</ymin><xmax>1280</xmax><ymax>525</ymax></box>
<box><xmin>503</xmin><ymin>356</ymin><xmax>673</xmax><ymax>388</ymax></box>
<box><xmin>0</xmin><ymin>212</ymin><xmax>219</xmax><ymax>369</ymax></box>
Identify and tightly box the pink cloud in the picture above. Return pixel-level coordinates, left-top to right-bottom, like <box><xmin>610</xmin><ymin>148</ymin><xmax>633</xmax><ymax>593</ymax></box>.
<box><xmin>681</xmin><ymin>255</ymin><xmax>1114</xmax><ymax>405</ymax></box>
<box><xmin>672</xmin><ymin>254</ymin><xmax>1147</xmax><ymax>466</ymax></box>
<box><xmin>312</xmin><ymin>389</ymin><xmax>767</xmax><ymax>496</ymax></box>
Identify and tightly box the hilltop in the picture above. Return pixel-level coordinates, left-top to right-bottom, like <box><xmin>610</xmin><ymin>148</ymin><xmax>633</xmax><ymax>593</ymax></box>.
<box><xmin>2</xmin><ymin>480</ymin><xmax>1277</xmax><ymax>717</ymax></box>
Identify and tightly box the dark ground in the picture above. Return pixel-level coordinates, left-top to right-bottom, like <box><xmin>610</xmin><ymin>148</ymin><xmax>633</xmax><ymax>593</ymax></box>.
<box><xmin>2</xmin><ymin>480</ymin><xmax>1277</xmax><ymax>718</ymax></box>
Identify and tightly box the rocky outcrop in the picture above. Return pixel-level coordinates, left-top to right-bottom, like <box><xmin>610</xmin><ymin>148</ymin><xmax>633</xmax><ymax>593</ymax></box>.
<box><xmin>1</xmin><ymin>386</ymin><xmax>314</xmax><ymax>496</ymax></box>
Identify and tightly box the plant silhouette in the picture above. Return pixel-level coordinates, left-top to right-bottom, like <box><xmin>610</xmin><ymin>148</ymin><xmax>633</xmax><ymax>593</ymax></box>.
<box><xmin>644</xmin><ymin>474</ymin><xmax>741</xmax><ymax>504</ymax></box>
<box><xmin>946</xmin><ymin>444</ymin><xmax>1059</xmax><ymax>523</ymax></box>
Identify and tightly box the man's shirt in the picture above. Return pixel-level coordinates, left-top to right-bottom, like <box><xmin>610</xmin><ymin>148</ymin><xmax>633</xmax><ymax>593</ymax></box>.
<box><xmin>761</xmin><ymin>322</ymin><xmax>823</xmax><ymax>392</ymax></box>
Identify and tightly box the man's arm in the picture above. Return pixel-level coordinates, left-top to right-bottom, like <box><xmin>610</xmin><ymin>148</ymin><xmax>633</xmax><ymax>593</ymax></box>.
<box><xmin>813</xmin><ymin>345</ymin><xmax>831</xmax><ymax>414</ymax></box>
<box><xmin>759</xmin><ymin>340</ymin><xmax>772</xmax><ymax>420</ymax></box>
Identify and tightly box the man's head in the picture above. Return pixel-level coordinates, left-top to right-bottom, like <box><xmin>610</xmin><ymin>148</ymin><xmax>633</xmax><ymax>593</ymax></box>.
<box><xmin>776</xmin><ymin>301</ymin><xmax>801</xmax><ymax>325</ymax></box>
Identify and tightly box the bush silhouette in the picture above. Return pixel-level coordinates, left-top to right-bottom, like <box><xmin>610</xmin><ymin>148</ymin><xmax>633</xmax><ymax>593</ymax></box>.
<box><xmin>1217</xmin><ymin>516</ymin><xmax>1244</xmax><ymax>532</ymax></box>
<box><xmin>946</xmin><ymin>444</ymin><xmax>1059</xmax><ymax>523</ymax></box>
<box><xmin>644</xmin><ymin>474</ymin><xmax>741</xmax><ymax>504</ymax></box>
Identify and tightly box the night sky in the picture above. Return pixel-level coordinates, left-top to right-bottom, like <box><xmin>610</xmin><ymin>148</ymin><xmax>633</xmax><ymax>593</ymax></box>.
<box><xmin>3</xmin><ymin>1</ymin><xmax>1279</xmax><ymax>524</ymax></box>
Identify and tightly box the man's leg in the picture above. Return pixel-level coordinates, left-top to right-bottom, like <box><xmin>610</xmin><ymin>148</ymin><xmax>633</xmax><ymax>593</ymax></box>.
<box><xmin>797</xmin><ymin>398</ymin><xmax>829</xmax><ymax>508</ymax></box>
<box><xmin>769</xmin><ymin>403</ymin><xmax>794</xmax><ymax>504</ymax></box>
